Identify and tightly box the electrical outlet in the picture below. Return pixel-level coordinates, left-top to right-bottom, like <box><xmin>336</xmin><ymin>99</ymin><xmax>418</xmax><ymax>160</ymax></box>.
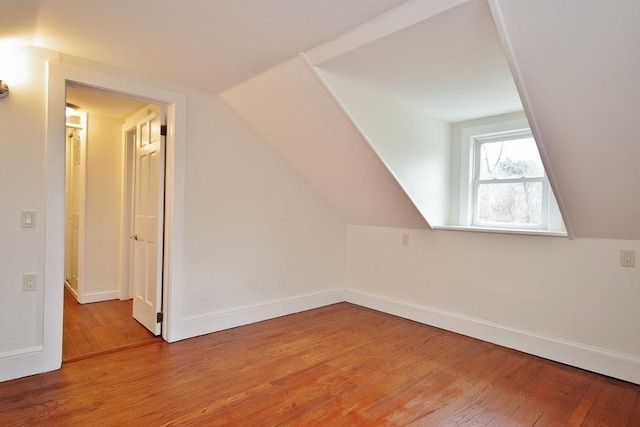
<box><xmin>620</xmin><ymin>249</ymin><xmax>635</xmax><ymax>267</ymax></box>
<box><xmin>23</xmin><ymin>273</ymin><xmax>37</xmax><ymax>291</ymax></box>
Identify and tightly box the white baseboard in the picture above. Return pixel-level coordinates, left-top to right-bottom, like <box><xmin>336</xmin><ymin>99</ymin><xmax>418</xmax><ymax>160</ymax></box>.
<box><xmin>346</xmin><ymin>289</ymin><xmax>640</xmax><ymax>385</ymax></box>
<box><xmin>0</xmin><ymin>346</ymin><xmax>44</xmax><ymax>383</ymax></box>
<box><xmin>181</xmin><ymin>289</ymin><xmax>346</xmax><ymax>340</ymax></box>
<box><xmin>78</xmin><ymin>290</ymin><xmax>119</xmax><ymax>304</ymax></box>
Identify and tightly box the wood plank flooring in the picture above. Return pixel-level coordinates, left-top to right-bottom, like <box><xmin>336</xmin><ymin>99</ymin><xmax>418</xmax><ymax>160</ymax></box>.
<box><xmin>62</xmin><ymin>287</ymin><xmax>159</xmax><ymax>362</ymax></box>
<box><xmin>2</xmin><ymin>303</ymin><xmax>640</xmax><ymax>425</ymax></box>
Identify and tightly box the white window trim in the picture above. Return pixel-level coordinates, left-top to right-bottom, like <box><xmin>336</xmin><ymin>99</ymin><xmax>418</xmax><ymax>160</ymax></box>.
<box><xmin>472</xmin><ymin>130</ymin><xmax>548</xmax><ymax>230</ymax></box>
<box><xmin>459</xmin><ymin>118</ymin><xmax>565</xmax><ymax>234</ymax></box>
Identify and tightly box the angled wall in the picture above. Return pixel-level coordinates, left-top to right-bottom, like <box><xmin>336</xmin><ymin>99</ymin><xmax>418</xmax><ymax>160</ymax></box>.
<box><xmin>220</xmin><ymin>56</ymin><xmax>429</xmax><ymax>229</ymax></box>
<box><xmin>317</xmin><ymin>71</ymin><xmax>451</xmax><ymax>226</ymax></box>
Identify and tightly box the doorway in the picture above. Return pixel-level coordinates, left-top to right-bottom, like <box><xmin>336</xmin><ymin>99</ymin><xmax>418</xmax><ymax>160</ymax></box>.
<box><xmin>44</xmin><ymin>62</ymin><xmax>186</xmax><ymax>373</ymax></box>
<box><xmin>62</xmin><ymin>84</ymin><xmax>166</xmax><ymax>361</ymax></box>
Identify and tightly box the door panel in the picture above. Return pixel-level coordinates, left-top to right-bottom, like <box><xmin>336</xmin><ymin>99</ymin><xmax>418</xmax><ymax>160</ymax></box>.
<box><xmin>131</xmin><ymin>107</ymin><xmax>165</xmax><ymax>335</ymax></box>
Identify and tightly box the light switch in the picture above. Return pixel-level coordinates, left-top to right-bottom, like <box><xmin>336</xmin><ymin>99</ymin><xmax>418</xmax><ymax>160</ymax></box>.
<box><xmin>21</xmin><ymin>210</ymin><xmax>36</xmax><ymax>228</ymax></box>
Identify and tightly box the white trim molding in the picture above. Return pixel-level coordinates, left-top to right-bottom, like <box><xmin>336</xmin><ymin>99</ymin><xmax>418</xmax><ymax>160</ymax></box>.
<box><xmin>0</xmin><ymin>347</ymin><xmax>44</xmax><ymax>383</ymax></box>
<box><xmin>78</xmin><ymin>291</ymin><xmax>120</xmax><ymax>304</ymax></box>
<box><xmin>181</xmin><ymin>289</ymin><xmax>346</xmax><ymax>339</ymax></box>
<box><xmin>346</xmin><ymin>289</ymin><xmax>640</xmax><ymax>385</ymax></box>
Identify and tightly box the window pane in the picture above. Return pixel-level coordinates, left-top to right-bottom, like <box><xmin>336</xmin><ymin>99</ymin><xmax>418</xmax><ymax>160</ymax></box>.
<box><xmin>477</xmin><ymin>182</ymin><xmax>543</xmax><ymax>224</ymax></box>
<box><xmin>478</xmin><ymin>137</ymin><xmax>544</xmax><ymax>180</ymax></box>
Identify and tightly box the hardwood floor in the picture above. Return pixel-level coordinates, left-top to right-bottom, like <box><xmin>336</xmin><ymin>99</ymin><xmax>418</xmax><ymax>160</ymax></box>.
<box><xmin>2</xmin><ymin>303</ymin><xmax>640</xmax><ymax>425</ymax></box>
<box><xmin>62</xmin><ymin>287</ymin><xmax>159</xmax><ymax>362</ymax></box>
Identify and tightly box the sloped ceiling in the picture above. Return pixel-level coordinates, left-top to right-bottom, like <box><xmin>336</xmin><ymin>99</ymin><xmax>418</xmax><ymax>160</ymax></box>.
<box><xmin>491</xmin><ymin>0</ymin><xmax>640</xmax><ymax>239</ymax></box>
<box><xmin>16</xmin><ymin>0</ymin><xmax>407</xmax><ymax>93</ymax></box>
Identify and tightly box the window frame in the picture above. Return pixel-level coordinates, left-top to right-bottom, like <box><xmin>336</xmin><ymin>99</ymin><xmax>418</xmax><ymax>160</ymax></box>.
<box><xmin>458</xmin><ymin>118</ymin><xmax>564</xmax><ymax>233</ymax></box>
<box><xmin>471</xmin><ymin>130</ymin><xmax>550</xmax><ymax>230</ymax></box>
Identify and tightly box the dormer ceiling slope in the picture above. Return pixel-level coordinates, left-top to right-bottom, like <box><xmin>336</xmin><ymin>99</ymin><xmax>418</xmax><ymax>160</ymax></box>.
<box><xmin>490</xmin><ymin>0</ymin><xmax>640</xmax><ymax>239</ymax></box>
<box><xmin>315</xmin><ymin>0</ymin><xmax>522</xmax><ymax>123</ymax></box>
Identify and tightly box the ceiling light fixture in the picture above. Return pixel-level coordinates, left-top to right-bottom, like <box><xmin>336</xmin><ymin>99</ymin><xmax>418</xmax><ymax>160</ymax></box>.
<box><xmin>66</xmin><ymin>103</ymin><xmax>80</xmax><ymax>116</ymax></box>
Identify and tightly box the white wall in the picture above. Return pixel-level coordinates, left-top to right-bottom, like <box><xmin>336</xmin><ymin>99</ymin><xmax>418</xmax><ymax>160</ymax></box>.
<box><xmin>0</xmin><ymin>46</ymin><xmax>54</xmax><ymax>355</ymax></box>
<box><xmin>0</xmin><ymin>46</ymin><xmax>348</xmax><ymax>381</ymax></box>
<box><xmin>181</xmin><ymin>90</ymin><xmax>347</xmax><ymax>322</ymax></box>
<box><xmin>82</xmin><ymin>113</ymin><xmax>123</xmax><ymax>301</ymax></box>
<box><xmin>319</xmin><ymin>71</ymin><xmax>451</xmax><ymax>226</ymax></box>
<box><xmin>346</xmin><ymin>225</ymin><xmax>640</xmax><ymax>383</ymax></box>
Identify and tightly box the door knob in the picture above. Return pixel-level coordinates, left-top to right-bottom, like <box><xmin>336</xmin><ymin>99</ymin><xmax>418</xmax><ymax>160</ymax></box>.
<box><xmin>130</xmin><ymin>234</ymin><xmax>138</xmax><ymax>241</ymax></box>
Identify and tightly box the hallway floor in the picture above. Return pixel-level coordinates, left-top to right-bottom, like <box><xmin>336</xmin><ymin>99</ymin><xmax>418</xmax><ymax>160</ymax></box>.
<box><xmin>63</xmin><ymin>287</ymin><xmax>160</xmax><ymax>362</ymax></box>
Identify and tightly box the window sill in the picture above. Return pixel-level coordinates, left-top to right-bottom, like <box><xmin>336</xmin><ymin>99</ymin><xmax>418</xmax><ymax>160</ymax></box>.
<box><xmin>432</xmin><ymin>225</ymin><xmax>568</xmax><ymax>238</ymax></box>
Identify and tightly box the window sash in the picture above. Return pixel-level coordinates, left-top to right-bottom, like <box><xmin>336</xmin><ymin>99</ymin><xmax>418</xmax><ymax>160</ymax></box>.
<box><xmin>471</xmin><ymin>132</ymin><xmax>550</xmax><ymax>230</ymax></box>
<box><xmin>472</xmin><ymin>179</ymin><xmax>550</xmax><ymax>229</ymax></box>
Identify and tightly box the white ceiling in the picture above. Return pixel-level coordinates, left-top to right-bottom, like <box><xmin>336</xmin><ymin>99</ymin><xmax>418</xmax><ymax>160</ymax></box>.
<box><xmin>317</xmin><ymin>0</ymin><xmax>522</xmax><ymax>123</ymax></box>
<box><xmin>5</xmin><ymin>0</ymin><xmax>408</xmax><ymax>93</ymax></box>
<box><xmin>66</xmin><ymin>85</ymin><xmax>148</xmax><ymax>120</ymax></box>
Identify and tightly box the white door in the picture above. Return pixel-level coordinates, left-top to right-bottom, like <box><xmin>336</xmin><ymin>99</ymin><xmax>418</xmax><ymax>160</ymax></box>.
<box><xmin>131</xmin><ymin>107</ymin><xmax>165</xmax><ymax>335</ymax></box>
<box><xmin>66</xmin><ymin>127</ymin><xmax>82</xmax><ymax>294</ymax></box>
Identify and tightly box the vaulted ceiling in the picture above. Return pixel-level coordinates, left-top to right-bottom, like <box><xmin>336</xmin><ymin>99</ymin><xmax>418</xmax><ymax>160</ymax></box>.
<box><xmin>3</xmin><ymin>0</ymin><xmax>640</xmax><ymax>239</ymax></box>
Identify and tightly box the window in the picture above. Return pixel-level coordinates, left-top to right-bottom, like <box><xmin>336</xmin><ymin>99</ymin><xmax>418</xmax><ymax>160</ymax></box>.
<box><xmin>472</xmin><ymin>130</ymin><xmax>548</xmax><ymax>229</ymax></box>
<box><xmin>457</xmin><ymin>118</ymin><xmax>565</xmax><ymax>234</ymax></box>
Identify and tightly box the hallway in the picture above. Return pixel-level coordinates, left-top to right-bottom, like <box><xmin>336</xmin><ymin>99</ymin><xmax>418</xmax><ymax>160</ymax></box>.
<box><xmin>63</xmin><ymin>288</ymin><xmax>159</xmax><ymax>362</ymax></box>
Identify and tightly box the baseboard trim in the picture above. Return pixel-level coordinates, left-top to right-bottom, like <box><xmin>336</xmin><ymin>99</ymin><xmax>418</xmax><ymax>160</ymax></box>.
<box><xmin>181</xmin><ymin>289</ymin><xmax>346</xmax><ymax>340</ymax></box>
<box><xmin>345</xmin><ymin>289</ymin><xmax>640</xmax><ymax>385</ymax></box>
<box><xmin>78</xmin><ymin>290</ymin><xmax>119</xmax><ymax>304</ymax></box>
<box><xmin>0</xmin><ymin>346</ymin><xmax>44</xmax><ymax>382</ymax></box>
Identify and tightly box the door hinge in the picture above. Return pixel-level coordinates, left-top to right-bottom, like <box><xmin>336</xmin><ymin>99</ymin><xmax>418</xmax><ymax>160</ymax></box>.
<box><xmin>156</xmin><ymin>312</ymin><xmax>163</xmax><ymax>323</ymax></box>
<box><xmin>160</xmin><ymin>125</ymin><xmax>167</xmax><ymax>136</ymax></box>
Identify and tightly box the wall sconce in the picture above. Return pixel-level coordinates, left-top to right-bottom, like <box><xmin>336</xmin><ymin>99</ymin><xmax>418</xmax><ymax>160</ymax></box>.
<box><xmin>0</xmin><ymin>80</ymin><xmax>8</xmax><ymax>98</ymax></box>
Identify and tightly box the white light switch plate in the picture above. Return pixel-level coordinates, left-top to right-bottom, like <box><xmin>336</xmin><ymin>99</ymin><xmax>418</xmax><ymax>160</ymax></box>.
<box><xmin>21</xmin><ymin>210</ymin><xmax>36</xmax><ymax>228</ymax></box>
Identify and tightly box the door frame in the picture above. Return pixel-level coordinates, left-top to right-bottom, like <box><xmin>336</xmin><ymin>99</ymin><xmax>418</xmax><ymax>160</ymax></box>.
<box><xmin>44</xmin><ymin>62</ymin><xmax>186</xmax><ymax>373</ymax></box>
